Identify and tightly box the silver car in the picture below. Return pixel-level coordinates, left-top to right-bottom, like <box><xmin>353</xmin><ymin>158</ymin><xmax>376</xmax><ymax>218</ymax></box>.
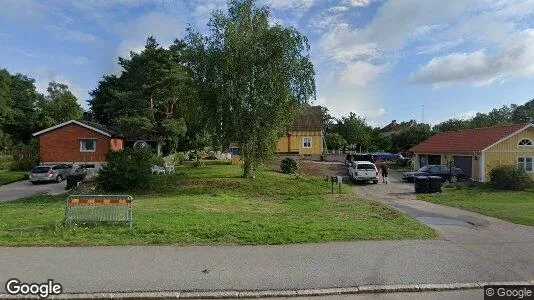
<box><xmin>29</xmin><ymin>164</ymin><xmax>73</xmax><ymax>184</ymax></box>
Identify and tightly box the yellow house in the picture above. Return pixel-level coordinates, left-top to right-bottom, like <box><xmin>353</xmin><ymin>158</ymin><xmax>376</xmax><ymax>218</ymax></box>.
<box><xmin>410</xmin><ymin>123</ymin><xmax>534</xmax><ymax>182</ymax></box>
<box><xmin>276</xmin><ymin>106</ymin><xmax>324</xmax><ymax>157</ymax></box>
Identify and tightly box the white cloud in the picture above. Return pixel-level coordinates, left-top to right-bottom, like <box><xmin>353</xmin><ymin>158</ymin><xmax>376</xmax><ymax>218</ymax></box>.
<box><xmin>344</xmin><ymin>0</ymin><xmax>374</xmax><ymax>7</ymax></box>
<box><xmin>411</xmin><ymin>30</ymin><xmax>534</xmax><ymax>87</ymax></box>
<box><xmin>265</xmin><ymin>0</ymin><xmax>318</xmax><ymax>10</ymax></box>
<box><xmin>45</xmin><ymin>25</ymin><xmax>99</xmax><ymax>44</ymax></box>
<box><xmin>413</xmin><ymin>39</ymin><xmax>464</xmax><ymax>55</ymax></box>
<box><xmin>340</xmin><ymin>61</ymin><xmax>389</xmax><ymax>86</ymax></box>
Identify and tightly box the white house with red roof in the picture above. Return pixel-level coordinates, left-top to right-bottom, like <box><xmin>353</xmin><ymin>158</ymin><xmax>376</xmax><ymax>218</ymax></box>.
<box><xmin>410</xmin><ymin>123</ymin><xmax>534</xmax><ymax>182</ymax></box>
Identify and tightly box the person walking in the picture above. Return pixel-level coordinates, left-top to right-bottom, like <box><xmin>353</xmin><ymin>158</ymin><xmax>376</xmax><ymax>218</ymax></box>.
<box><xmin>380</xmin><ymin>162</ymin><xmax>389</xmax><ymax>184</ymax></box>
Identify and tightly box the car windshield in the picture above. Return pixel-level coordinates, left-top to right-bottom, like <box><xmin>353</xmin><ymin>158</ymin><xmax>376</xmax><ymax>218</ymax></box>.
<box><xmin>357</xmin><ymin>164</ymin><xmax>375</xmax><ymax>170</ymax></box>
<box><xmin>31</xmin><ymin>166</ymin><xmax>50</xmax><ymax>173</ymax></box>
<box><xmin>418</xmin><ymin>166</ymin><xmax>432</xmax><ymax>172</ymax></box>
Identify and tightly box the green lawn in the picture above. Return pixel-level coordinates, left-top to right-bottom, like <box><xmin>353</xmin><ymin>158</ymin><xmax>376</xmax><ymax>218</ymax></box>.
<box><xmin>418</xmin><ymin>184</ymin><xmax>534</xmax><ymax>225</ymax></box>
<box><xmin>0</xmin><ymin>170</ymin><xmax>26</xmax><ymax>186</ymax></box>
<box><xmin>0</xmin><ymin>163</ymin><xmax>436</xmax><ymax>246</ymax></box>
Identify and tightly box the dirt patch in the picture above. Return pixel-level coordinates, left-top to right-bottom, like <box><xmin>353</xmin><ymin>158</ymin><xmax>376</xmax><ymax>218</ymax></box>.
<box><xmin>267</xmin><ymin>159</ymin><xmax>347</xmax><ymax>178</ymax></box>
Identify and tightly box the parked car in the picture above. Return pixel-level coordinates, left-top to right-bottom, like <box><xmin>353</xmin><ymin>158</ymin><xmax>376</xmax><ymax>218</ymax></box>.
<box><xmin>401</xmin><ymin>165</ymin><xmax>464</xmax><ymax>182</ymax></box>
<box><xmin>345</xmin><ymin>154</ymin><xmax>376</xmax><ymax>166</ymax></box>
<box><xmin>348</xmin><ymin>161</ymin><xmax>379</xmax><ymax>184</ymax></box>
<box><xmin>29</xmin><ymin>164</ymin><xmax>73</xmax><ymax>184</ymax></box>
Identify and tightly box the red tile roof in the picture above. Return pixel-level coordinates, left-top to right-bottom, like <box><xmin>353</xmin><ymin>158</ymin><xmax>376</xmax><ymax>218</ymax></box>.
<box><xmin>409</xmin><ymin>123</ymin><xmax>529</xmax><ymax>153</ymax></box>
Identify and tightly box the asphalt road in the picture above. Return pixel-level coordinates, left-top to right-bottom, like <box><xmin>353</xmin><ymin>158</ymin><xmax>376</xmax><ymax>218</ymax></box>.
<box><xmin>273</xmin><ymin>289</ymin><xmax>485</xmax><ymax>300</ymax></box>
<box><xmin>0</xmin><ymin>180</ymin><xmax>67</xmax><ymax>203</ymax></box>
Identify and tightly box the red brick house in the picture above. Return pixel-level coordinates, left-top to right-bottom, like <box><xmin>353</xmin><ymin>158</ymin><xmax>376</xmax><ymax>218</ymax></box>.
<box><xmin>32</xmin><ymin>120</ymin><xmax>124</xmax><ymax>170</ymax></box>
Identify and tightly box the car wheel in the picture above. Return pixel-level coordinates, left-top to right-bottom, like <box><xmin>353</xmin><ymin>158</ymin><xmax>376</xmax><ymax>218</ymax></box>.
<box><xmin>373</xmin><ymin>180</ymin><xmax>378</xmax><ymax>184</ymax></box>
<box><xmin>31</xmin><ymin>181</ymin><xmax>38</xmax><ymax>185</ymax></box>
<box><xmin>56</xmin><ymin>175</ymin><xmax>63</xmax><ymax>183</ymax></box>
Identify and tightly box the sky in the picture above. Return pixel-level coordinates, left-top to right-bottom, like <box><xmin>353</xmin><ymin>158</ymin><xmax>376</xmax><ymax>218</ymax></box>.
<box><xmin>1</xmin><ymin>0</ymin><xmax>534</xmax><ymax>127</ymax></box>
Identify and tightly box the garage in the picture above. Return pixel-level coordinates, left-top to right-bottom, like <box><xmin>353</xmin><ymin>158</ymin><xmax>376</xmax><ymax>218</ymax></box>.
<box><xmin>453</xmin><ymin>155</ymin><xmax>472</xmax><ymax>179</ymax></box>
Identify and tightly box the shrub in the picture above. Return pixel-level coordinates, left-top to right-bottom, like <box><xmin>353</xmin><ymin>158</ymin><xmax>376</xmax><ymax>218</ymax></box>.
<box><xmin>489</xmin><ymin>165</ymin><xmax>533</xmax><ymax>191</ymax></box>
<box><xmin>9</xmin><ymin>144</ymin><xmax>39</xmax><ymax>171</ymax></box>
<box><xmin>280</xmin><ymin>157</ymin><xmax>298</xmax><ymax>174</ymax></box>
<box><xmin>188</xmin><ymin>151</ymin><xmax>197</xmax><ymax>161</ymax></box>
<box><xmin>97</xmin><ymin>148</ymin><xmax>154</xmax><ymax>191</ymax></box>
<box><xmin>173</xmin><ymin>153</ymin><xmax>187</xmax><ymax>165</ymax></box>
<box><xmin>150</xmin><ymin>155</ymin><xmax>165</xmax><ymax>166</ymax></box>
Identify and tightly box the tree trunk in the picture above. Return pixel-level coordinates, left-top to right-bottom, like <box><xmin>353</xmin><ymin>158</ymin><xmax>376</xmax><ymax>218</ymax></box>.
<box><xmin>242</xmin><ymin>156</ymin><xmax>254</xmax><ymax>178</ymax></box>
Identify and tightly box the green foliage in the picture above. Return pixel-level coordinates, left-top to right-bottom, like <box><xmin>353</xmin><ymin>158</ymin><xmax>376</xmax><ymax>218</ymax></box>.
<box><xmin>9</xmin><ymin>143</ymin><xmax>39</xmax><ymax>171</ymax></box>
<box><xmin>117</xmin><ymin>116</ymin><xmax>154</xmax><ymax>137</ymax></box>
<box><xmin>335</xmin><ymin>113</ymin><xmax>372</xmax><ymax>150</ymax></box>
<box><xmin>489</xmin><ymin>165</ymin><xmax>533</xmax><ymax>191</ymax></box>
<box><xmin>97</xmin><ymin>148</ymin><xmax>154</xmax><ymax>191</ymax></box>
<box><xmin>89</xmin><ymin>37</ymin><xmax>190</xmax><ymax>152</ymax></box>
<box><xmin>37</xmin><ymin>81</ymin><xmax>83</xmax><ymax>127</ymax></box>
<box><xmin>389</xmin><ymin>123</ymin><xmax>431</xmax><ymax>152</ymax></box>
<box><xmin>149</xmin><ymin>155</ymin><xmax>165</xmax><ymax>167</ymax></box>
<box><xmin>280</xmin><ymin>157</ymin><xmax>298</xmax><ymax>174</ymax></box>
<box><xmin>193</xmin><ymin>0</ymin><xmax>315</xmax><ymax>177</ymax></box>
<box><xmin>173</xmin><ymin>152</ymin><xmax>188</xmax><ymax>165</ymax></box>
<box><xmin>192</xmin><ymin>160</ymin><xmax>205</xmax><ymax>168</ymax></box>
<box><xmin>325</xmin><ymin>132</ymin><xmax>347</xmax><ymax>150</ymax></box>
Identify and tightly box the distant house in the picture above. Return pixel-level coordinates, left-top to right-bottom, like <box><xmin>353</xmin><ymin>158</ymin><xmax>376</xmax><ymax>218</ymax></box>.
<box><xmin>32</xmin><ymin>120</ymin><xmax>124</xmax><ymax>170</ymax></box>
<box><xmin>32</xmin><ymin>120</ymin><xmax>163</xmax><ymax>170</ymax></box>
<box><xmin>275</xmin><ymin>106</ymin><xmax>324</xmax><ymax>158</ymax></box>
<box><xmin>380</xmin><ymin>120</ymin><xmax>402</xmax><ymax>133</ymax></box>
<box><xmin>409</xmin><ymin>123</ymin><xmax>534</xmax><ymax>182</ymax></box>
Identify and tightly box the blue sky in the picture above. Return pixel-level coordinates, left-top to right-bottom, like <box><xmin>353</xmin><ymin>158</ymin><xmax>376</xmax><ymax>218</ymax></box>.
<box><xmin>1</xmin><ymin>0</ymin><xmax>534</xmax><ymax>127</ymax></box>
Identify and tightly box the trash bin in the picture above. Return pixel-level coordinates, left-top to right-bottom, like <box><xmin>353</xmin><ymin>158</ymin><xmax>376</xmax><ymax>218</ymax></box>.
<box><xmin>428</xmin><ymin>176</ymin><xmax>442</xmax><ymax>193</ymax></box>
<box><xmin>414</xmin><ymin>176</ymin><xmax>430</xmax><ymax>193</ymax></box>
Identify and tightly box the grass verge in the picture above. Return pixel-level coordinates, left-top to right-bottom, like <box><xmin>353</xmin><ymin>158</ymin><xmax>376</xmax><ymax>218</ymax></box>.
<box><xmin>0</xmin><ymin>164</ymin><xmax>436</xmax><ymax>246</ymax></box>
<box><xmin>0</xmin><ymin>170</ymin><xmax>26</xmax><ymax>186</ymax></box>
<box><xmin>418</xmin><ymin>184</ymin><xmax>534</xmax><ymax>225</ymax></box>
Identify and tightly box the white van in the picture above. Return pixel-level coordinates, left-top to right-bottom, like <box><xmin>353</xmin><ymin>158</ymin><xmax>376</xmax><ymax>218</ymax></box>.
<box><xmin>348</xmin><ymin>161</ymin><xmax>379</xmax><ymax>184</ymax></box>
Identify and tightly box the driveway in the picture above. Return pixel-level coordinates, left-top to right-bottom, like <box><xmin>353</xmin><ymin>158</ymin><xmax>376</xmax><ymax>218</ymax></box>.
<box><xmin>0</xmin><ymin>180</ymin><xmax>67</xmax><ymax>203</ymax></box>
<box><xmin>353</xmin><ymin>170</ymin><xmax>534</xmax><ymax>280</ymax></box>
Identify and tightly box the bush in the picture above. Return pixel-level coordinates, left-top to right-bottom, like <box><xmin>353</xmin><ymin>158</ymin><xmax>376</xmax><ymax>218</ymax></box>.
<box><xmin>9</xmin><ymin>144</ymin><xmax>39</xmax><ymax>171</ymax></box>
<box><xmin>280</xmin><ymin>157</ymin><xmax>298</xmax><ymax>174</ymax></box>
<box><xmin>173</xmin><ymin>153</ymin><xmax>187</xmax><ymax>165</ymax></box>
<box><xmin>188</xmin><ymin>151</ymin><xmax>197</xmax><ymax>161</ymax></box>
<box><xmin>150</xmin><ymin>155</ymin><xmax>165</xmax><ymax>166</ymax></box>
<box><xmin>97</xmin><ymin>148</ymin><xmax>154</xmax><ymax>191</ymax></box>
<box><xmin>489</xmin><ymin>165</ymin><xmax>533</xmax><ymax>190</ymax></box>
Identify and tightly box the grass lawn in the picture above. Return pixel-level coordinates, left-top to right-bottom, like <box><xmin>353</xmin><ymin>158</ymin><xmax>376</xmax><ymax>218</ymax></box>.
<box><xmin>418</xmin><ymin>184</ymin><xmax>534</xmax><ymax>225</ymax></box>
<box><xmin>0</xmin><ymin>170</ymin><xmax>26</xmax><ymax>186</ymax></box>
<box><xmin>0</xmin><ymin>163</ymin><xmax>436</xmax><ymax>246</ymax></box>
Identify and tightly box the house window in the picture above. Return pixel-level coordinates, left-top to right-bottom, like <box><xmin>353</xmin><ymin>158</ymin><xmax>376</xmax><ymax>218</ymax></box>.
<box><xmin>518</xmin><ymin>157</ymin><xmax>533</xmax><ymax>172</ymax></box>
<box><xmin>80</xmin><ymin>139</ymin><xmax>96</xmax><ymax>152</ymax></box>
<box><xmin>303</xmin><ymin>137</ymin><xmax>312</xmax><ymax>148</ymax></box>
<box><xmin>518</xmin><ymin>139</ymin><xmax>533</xmax><ymax>147</ymax></box>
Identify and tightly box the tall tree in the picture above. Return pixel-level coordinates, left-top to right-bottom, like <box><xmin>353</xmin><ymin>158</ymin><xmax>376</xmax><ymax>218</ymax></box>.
<box><xmin>89</xmin><ymin>37</ymin><xmax>191</xmax><ymax>154</ymax></box>
<box><xmin>335</xmin><ymin>112</ymin><xmax>372</xmax><ymax>151</ymax></box>
<box><xmin>38</xmin><ymin>81</ymin><xmax>83</xmax><ymax>126</ymax></box>
<box><xmin>2</xmin><ymin>73</ymin><xmax>42</xmax><ymax>144</ymax></box>
<box><xmin>203</xmin><ymin>0</ymin><xmax>316</xmax><ymax>177</ymax></box>
<box><xmin>512</xmin><ymin>99</ymin><xmax>534</xmax><ymax>123</ymax></box>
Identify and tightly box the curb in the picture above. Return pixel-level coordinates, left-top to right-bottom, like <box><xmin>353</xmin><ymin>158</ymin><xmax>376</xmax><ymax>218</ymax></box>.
<box><xmin>0</xmin><ymin>281</ymin><xmax>532</xmax><ymax>299</ymax></box>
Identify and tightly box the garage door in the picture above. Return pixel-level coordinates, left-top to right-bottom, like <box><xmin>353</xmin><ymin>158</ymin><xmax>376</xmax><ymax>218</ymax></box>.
<box><xmin>453</xmin><ymin>156</ymin><xmax>472</xmax><ymax>179</ymax></box>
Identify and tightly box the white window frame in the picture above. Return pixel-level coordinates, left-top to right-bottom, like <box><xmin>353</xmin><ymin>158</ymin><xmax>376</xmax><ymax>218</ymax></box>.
<box><xmin>518</xmin><ymin>139</ymin><xmax>533</xmax><ymax>147</ymax></box>
<box><xmin>518</xmin><ymin>157</ymin><xmax>533</xmax><ymax>172</ymax></box>
<box><xmin>302</xmin><ymin>137</ymin><xmax>312</xmax><ymax>149</ymax></box>
<box><xmin>80</xmin><ymin>139</ymin><xmax>97</xmax><ymax>152</ymax></box>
